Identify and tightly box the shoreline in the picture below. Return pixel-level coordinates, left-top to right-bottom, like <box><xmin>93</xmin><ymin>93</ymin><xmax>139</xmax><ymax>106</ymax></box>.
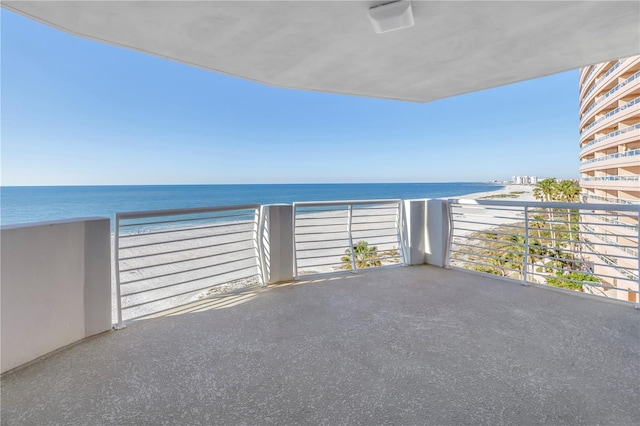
<box><xmin>447</xmin><ymin>184</ymin><xmax>536</xmax><ymax>202</ymax></box>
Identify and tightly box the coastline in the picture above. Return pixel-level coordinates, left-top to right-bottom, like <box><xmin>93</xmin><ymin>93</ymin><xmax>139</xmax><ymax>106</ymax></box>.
<box><xmin>447</xmin><ymin>184</ymin><xmax>536</xmax><ymax>202</ymax></box>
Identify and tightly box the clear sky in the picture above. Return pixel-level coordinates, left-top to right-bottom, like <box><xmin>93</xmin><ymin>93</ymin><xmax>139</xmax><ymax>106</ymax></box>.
<box><xmin>1</xmin><ymin>9</ymin><xmax>581</xmax><ymax>186</ymax></box>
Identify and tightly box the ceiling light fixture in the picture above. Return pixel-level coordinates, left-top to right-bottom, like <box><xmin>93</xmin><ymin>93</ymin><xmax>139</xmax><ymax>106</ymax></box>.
<box><xmin>368</xmin><ymin>0</ymin><xmax>414</xmax><ymax>34</ymax></box>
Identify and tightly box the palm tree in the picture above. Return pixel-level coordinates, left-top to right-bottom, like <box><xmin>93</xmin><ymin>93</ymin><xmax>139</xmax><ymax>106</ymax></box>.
<box><xmin>533</xmin><ymin>178</ymin><xmax>558</xmax><ymax>247</ymax></box>
<box><xmin>555</xmin><ymin>179</ymin><xmax>581</xmax><ymax>245</ymax></box>
<box><xmin>501</xmin><ymin>234</ymin><xmax>526</xmax><ymax>281</ymax></box>
<box><xmin>556</xmin><ymin>179</ymin><xmax>580</xmax><ymax>203</ymax></box>
<box><xmin>533</xmin><ymin>178</ymin><xmax>557</xmax><ymax>203</ymax></box>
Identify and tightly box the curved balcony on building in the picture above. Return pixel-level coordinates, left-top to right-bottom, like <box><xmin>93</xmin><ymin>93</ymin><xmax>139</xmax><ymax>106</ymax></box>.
<box><xmin>580</xmin><ymin>60</ymin><xmax>626</xmax><ymax>112</ymax></box>
<box><xmin>579</xmin><ymin>97</ymin><xmax>640</xmax><ymax>145</ymax></box>
<box><xmin>580</xmin><ymin>176</ymin><xmax>640</xmax><ymax>190</ymax></box>
<box><xmin>579</xmin><ymin>63</ymin><xmax>604</xmax><ymax>97</ymax></box>
<box><xmin>579</xmin><ymin>148</ymin><xmax>640</xmax><ymax>172</ymax></box>
<box><xmin>579</xmin><ymin>123</ymin><xmax>640</xmax><ymax>157</ymax></box>
<box><xmin>580</xmin><ymin>70</ymin><xmax>640</xmax><ymax>128</ymax></box>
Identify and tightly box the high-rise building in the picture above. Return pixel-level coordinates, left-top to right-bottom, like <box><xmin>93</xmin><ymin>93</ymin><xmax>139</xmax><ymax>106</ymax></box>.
<box><xmin>578</xmin><ymin>55</ymin><xmax>640</xmax><ymax>302</ymax></box>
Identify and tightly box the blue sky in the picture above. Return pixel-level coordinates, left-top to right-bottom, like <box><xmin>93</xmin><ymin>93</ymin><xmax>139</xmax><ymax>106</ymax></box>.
<box><xmin>1</xmin><ymin>9</ymin><xmax>581</xmax><ymax>186</ymax></box>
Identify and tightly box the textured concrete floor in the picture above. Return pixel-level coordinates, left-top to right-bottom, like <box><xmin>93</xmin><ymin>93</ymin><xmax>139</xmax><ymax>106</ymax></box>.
<box><xmin>2</xmin><ymin>266</ymin><xmax>639</xmax><ymax>425</ymax></box>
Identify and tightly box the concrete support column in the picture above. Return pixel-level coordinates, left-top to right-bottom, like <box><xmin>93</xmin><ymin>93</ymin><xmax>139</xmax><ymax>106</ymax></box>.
<box><xmin>261</xmin><ymin>205</ymin><xmax>294</xmax><ymax>284</ymax></box>
<box><xmin>403</xmin><ymin>200</ymin><xmax>426</xmax><ymax>265</ymax></box>
<box><xmin>424</xmin><ymin>200</ymin><xmax>450</xmax><ymax>267</ymax></box>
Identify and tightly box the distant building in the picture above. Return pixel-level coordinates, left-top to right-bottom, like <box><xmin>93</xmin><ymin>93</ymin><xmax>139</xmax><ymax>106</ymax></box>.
<box><xmin>511</xmin><ymin>176</ymin><xmax>538</xmax><ymax>185</ymax></box>
<box><xmin>578</xmin><ymin>54</ymin><xmax>639</xmax><ymax>303</ymax></box>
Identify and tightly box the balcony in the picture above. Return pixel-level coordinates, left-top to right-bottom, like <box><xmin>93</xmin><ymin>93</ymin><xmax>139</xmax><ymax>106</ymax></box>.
<box><xmin>2</xmin><ymin>264</ymin><xmax>639</xmax><ymax>425</ymax></box>
<box><xmin>2</xmin><ymin>198</ymin><xmax>639</xmax><ymax>424</ymax></box>
<box><xmin>579</xmin><ymin>148</ymin><xmax>640</xmax><ymax>172</ymax></box>
<box><xmin>580</xmin><ymin>70</ymin><xmax>640</xmax><ymax>127</ymax></box>
<box><xmin>579</xmin><ymin>96</ymin><xmax>640</xmax><ymax>144</ymax></box>
<box><xmin>580</xmin><ymin>175</ymin><xmax>640</xmax><ymax>190</ymax></box>
<box><xmin>580</xmin><ymin>123</ymin><xmax>640</xmax><ymax>157</ymax></box>
<box><xmin>579</xmin><ymin>59</ymin><xmax>626</xmax><ymax>111</ymax></box>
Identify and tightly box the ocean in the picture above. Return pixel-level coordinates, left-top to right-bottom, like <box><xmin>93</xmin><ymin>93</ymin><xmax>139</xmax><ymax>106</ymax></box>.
<box><xmin>0</xmin><ymin>183</ymin><xmax>502</xmax><ymax>226</ymax></box>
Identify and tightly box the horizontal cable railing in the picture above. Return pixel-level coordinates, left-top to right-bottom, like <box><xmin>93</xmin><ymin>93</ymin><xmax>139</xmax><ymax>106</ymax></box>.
<box><xmin>114</xmin><ymin>204</ymin><xmax>262</xmax><ymax>327</ymax></box>
<box><xmin>581</xmin><ymin>148</ymin><xmax>640</xmax><ymax>166</ymax></box>
<box><xmin>581</xmin><ymin>97</ymin><xmax>640</xmax><ymax>136</ymax></box>
<box><xmin>447</xmin><ymin>199</ymin><xmax>639</xmax><ymax>303</ymax></box>
<box><xmin>580</xmin><ymin>123</ymin><xmax>640</xmax><ymax>152</ymax></box>
<box><xmin>292</xmin><ymin>200</ymin><xmax>405</xmax><ymax>277</ymax></box>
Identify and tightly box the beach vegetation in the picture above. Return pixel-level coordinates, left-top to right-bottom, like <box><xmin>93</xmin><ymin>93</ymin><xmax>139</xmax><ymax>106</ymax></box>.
<box><xmin>341</xmin><ymin>241</ymin><xmax>383</xmax><ymax>270</ymax></box>
<box><xmin>546</xmin><ymin>271</ymin><xmax>599</xmax><ymax>291</ymax></box>
<box><xmin>480</xmin><ymin>191</ymin><xmax>526</xmax><ymax>199</ymax></box>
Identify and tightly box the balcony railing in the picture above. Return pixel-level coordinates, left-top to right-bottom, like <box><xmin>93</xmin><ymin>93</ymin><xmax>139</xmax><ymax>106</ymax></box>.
<box><xmin>581</xmin><ymin>70</ymin><xmax>640</xmax><ymax>121</ymax></box>
<box><xmin>580</xmin><ymin>148</ymin><xmax>640</xmax><ymax>166</ymax></box>
<box><xmin>581</xmin><ymin>59</ymin><xmax>626</xmax><ymax>103</ymax></box>
<box><xmin>580</xmin><ymin>176</ymin><xmax>640</xmax><ymax>182</ymax></box>
<box><xmin>580</xmin><ymin>97</ymin><xmax>640</xmax><ymax>136</ymax></box>
<box><xmin>111</xmin><ymin>199</ymin><xmax>640</xmax><ymax>326</ymax></box>
<box><xmin>583</xmin><ymin>193</ymin><xmax>639</xmax><ymax>205</ymax></box>
<box><xmin>580</xmin><ymin>63</ymin><xmax>601</xmax><ymax>92</ymax></box>
<box><xmin>582</xmin><ymin>223</ymin><xmax>639</xmax><ymax>258</ymax></box>
<box><xmin>447</xmin><ymin>199</ymin><xmax>639</xmax><ymax>300</ymax></box>
<box><xmin>580</xmin><ymin>123</ymin><xmax>640</xmax><ymax>152</ymax></box>
<box><xmin>592</xmin><ymin>213</ymin><xmax>639</xmax><ymax>231</ymax></box>
<box><xmin>292</xmin><ymin>200</ymin><xmax>405</xmax><ymax>278</ymax></box>
<box><xmin>114</xmin><ymin>204</ymin><xmax>262</xmax><ymax>328</ymax></box>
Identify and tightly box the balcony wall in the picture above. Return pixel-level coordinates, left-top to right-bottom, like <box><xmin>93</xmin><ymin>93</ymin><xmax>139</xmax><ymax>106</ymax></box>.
<box><xmin>580</xmin><ymin>152</ymin><xmax>640</xmax><ymax>172</ymax></box>
<box><xmin>0</xmin><ymin>218</ymin><xmax>112</xmax><ymax>373</ymax></box>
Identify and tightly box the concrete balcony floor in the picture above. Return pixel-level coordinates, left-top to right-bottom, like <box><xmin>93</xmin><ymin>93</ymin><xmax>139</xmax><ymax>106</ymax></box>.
<box><xmin>2</xmin><ymin>266</ymin><xmax>639</xmax><ymax>425</ymax></box>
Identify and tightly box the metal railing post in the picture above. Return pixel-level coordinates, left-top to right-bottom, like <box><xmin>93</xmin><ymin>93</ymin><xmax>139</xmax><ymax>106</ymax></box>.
<box><xmin>254</xmin><ymin>207</ymin><xmax>265</xmax><ymax>286</ymax></box>
<box><xmin>347</xmin><ymin>204</ymin><xmax>357</xmax><ymax>272</ymax></box>
<box><xmin>113</xmin><ymin>214</ymin><xmax>125</xmax><ymax>330</ymax></box>
<box><xmin>397</xmin><ymin>201</ymin><xmax>407</xmax><ymax>265</ymax></box>
<box><xmin>292</xmin><ymin>203</ymin><xmax>299</xmax><ymax>279</ymax></box>
<box><xmin>523</xmin><ymin>206</ymin><xmax>529</xmax><ymax>286</ymax></box>
<box><xmin>444</xmin><ymin>200</ymin><xmax>453</xmax><ymax>269</ymax></box>
<box><xmin>636</xmin><ymin>209</ymin><xmax>640</xmax><ymax>310</ymax></box>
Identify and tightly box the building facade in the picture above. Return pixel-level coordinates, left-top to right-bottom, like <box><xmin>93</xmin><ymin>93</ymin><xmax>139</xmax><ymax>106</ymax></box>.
<box><xmin>578</xmin><ymin>55</ymin><xmax>640</xmax><ymax>302</ymax></box>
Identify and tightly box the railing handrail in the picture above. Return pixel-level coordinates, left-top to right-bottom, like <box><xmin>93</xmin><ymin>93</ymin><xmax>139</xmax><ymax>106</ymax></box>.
<box><xmin>448</xmin><ymin>199</ymin><xmax>640</xmax><ymax>211</ymax></box>
<box><xmin>580</xmin><ymin>176</ymin><xmax>640</xmax><ymax>181</ymax></box>
<box><xmin>116</xmin><ymin>203</ymin><xmax>261</xmax><ymax>220</ymax></box>
<box><xmin>581</xmin><ymin>148</ymin><xmax>640</xmax><ymax>165</ymax></box>
<box><xmin>581</xmin><ymin>96</ymin><xmax>640</xmax><ymax>135</ymax></box>
<box><xmin>293</xmin><ymin>199</ymin><xmax>402</xmax><ymax>208</ymax></box>
<box><xmin>581</xmin><ymin>70</ymin><xmax>640</xmax><ymax>121</ymax></box>
<box><xmin>580</xmin><ymin>123</ymin><xmax>640</xmax><ymax>152</ymax></box>
<box><xmin>581</xmin><ymin>59</ymin><xmax>625</xmax><ymax>103</ymax></box>
<box><xmin>583</xmin><ymin>194</ymin><xmax>640</xmax><ymax>206</ymax></box>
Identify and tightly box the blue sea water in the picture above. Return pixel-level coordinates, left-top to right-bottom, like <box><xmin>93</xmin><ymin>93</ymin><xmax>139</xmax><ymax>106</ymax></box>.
<box><xmin>0</xmin><ymin>183</ymin><xmax>502</xmax><ymax>226</ymax></box>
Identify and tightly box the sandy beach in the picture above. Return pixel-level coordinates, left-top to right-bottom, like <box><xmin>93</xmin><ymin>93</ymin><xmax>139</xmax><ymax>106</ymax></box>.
<box><xmin>451</xmin><ymin>184</ymin><xmax>536</xmax><ymax>202</ymax></box>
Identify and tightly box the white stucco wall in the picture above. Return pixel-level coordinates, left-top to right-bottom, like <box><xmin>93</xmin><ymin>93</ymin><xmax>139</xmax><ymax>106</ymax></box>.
<box><xmin>424</xmin><ymin>200</ymin><xmax>450</xmax><ymax>267</ymax></box>
<box><xmin>262</xmin><ymin>205</ymin><xmax>294</xmax><ymax>284</ymax></box>
<box><xmin>1</xmin><ymin>218</ymin><xmax>111</xmax><ymax>373</ymax></box>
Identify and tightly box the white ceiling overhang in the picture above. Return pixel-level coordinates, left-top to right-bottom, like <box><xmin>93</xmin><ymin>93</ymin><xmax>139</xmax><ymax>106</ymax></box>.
<box><xmin>3</xmin><ymin>0</ymin><xmax>640</xmax><ymax>102</ymax></box>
